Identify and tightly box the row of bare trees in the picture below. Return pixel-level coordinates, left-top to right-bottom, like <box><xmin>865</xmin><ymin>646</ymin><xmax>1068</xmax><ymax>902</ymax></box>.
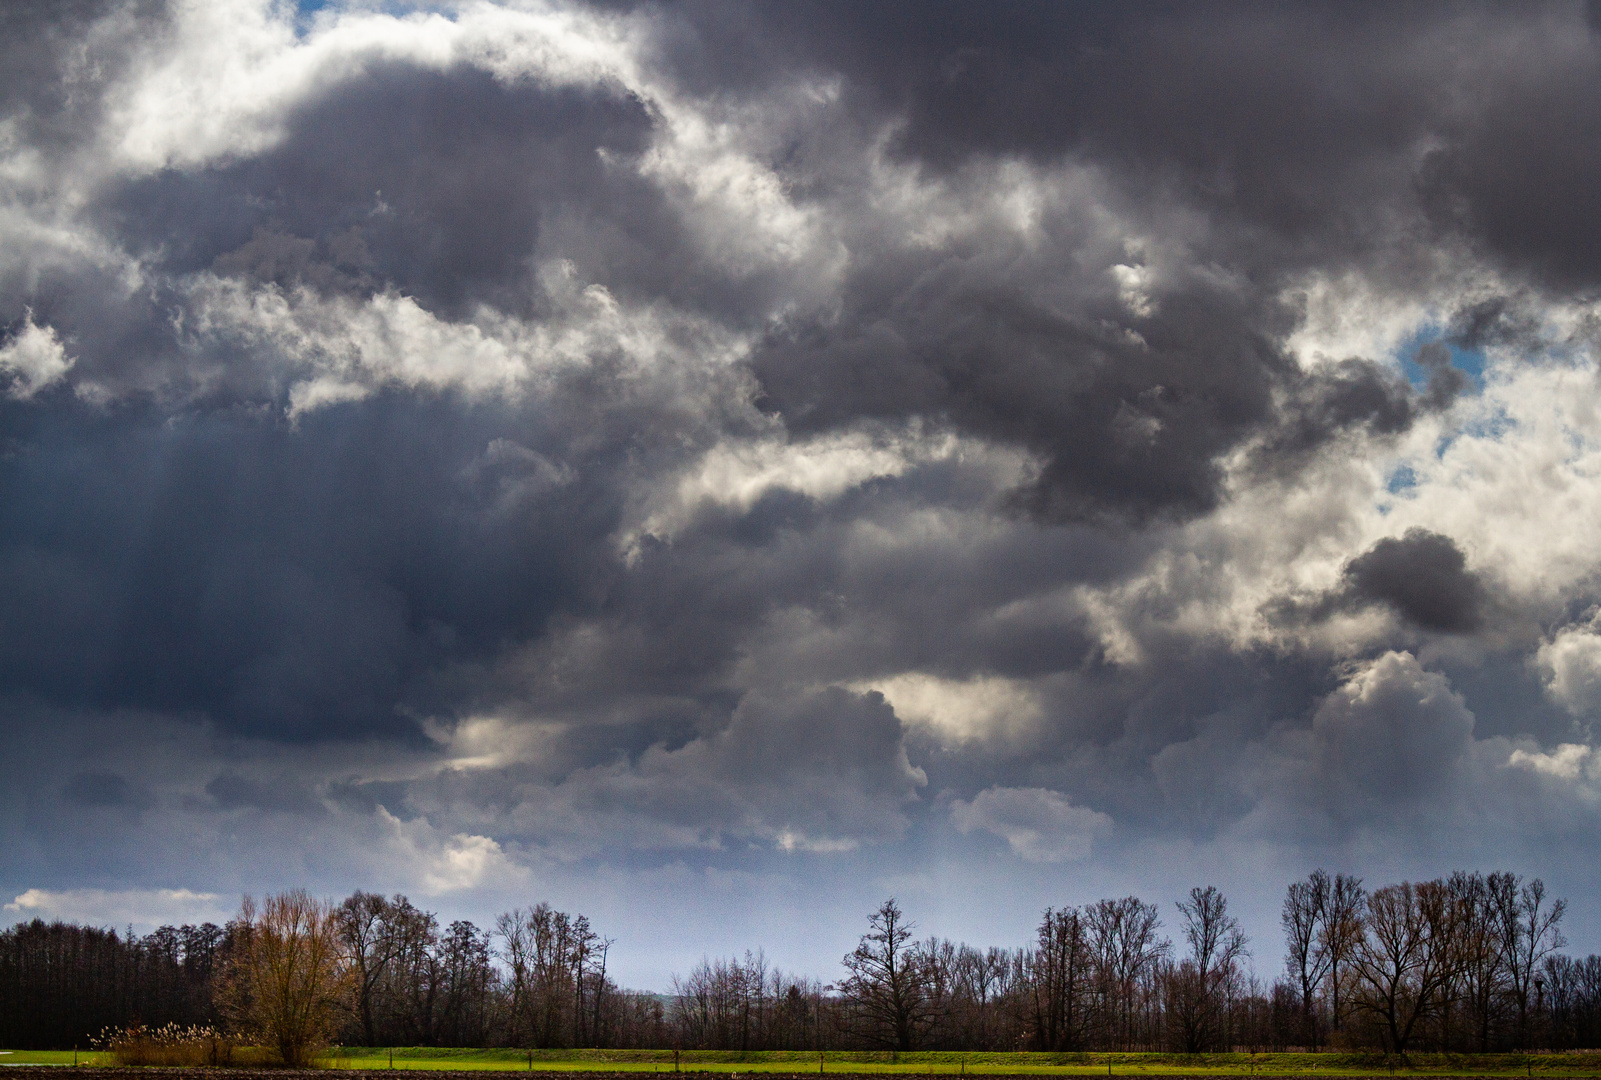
<box><xmin>670</xmin><ymin>951</ymin><xmax>830</xmax><ymax>1050</ymax></box>
<box><xmin>672</xmin><ymin>875</ymin><xmax>1592</xmax><ymax>1055</ymax></box>
<box><xmin>819</xmin><ymin>894</ymin><xmax>1231</xmax><ymax>1053</ymax></box>
<box><xmin>1</xmin><ymin>872</ymin><xmax>1597</xmax><ymax>1054</ymax></box>
<box><xmin>1281</xmin><ymin>870</ymin><xmax>1572</xmax><ymax>1054</ymax></box>
<box><xmin>0</xmin><ymin>891</ymin><xmax>648</xmax><ymax>1056</ymax></box>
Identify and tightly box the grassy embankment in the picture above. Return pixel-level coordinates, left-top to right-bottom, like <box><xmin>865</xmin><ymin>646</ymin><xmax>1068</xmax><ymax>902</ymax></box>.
<box><xmin>0</xmin><ymin>1053</ymin><xmax>111</xmax><ymax>1066</ymax></box>
<box><xmin>316</xmin><ymin>1050</ymin><xmax>1601</xmax><ymax>1076</ymax></box>
<box><xmin>6</xmin><ymin>1049</ymin><xmax>1601</xmax><ymax>1075</ymax></box>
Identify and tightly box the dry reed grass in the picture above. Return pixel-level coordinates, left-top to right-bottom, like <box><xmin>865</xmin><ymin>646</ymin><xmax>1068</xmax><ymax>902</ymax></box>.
<box><xmin>93</xmin><ymin>1022</ymin><xmax>243</xmax><ymax>1066</ymax></box>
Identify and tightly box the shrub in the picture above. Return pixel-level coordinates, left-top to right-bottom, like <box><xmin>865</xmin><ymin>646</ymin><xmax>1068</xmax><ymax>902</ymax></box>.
<box><xmin>222</xmin><ymin>891</ymin><xmax>353</xmax><ymax>1067</ymax></box>
<box><xmin>92</xmin><ymin>1022</ymin><xmax>239</xmax><ymax>1067</ymax></box>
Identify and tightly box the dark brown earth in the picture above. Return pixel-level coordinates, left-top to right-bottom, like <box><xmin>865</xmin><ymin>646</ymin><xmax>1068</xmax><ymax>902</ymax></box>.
<box><xmin>0</xmin><ymin>1072</ymin><xmax>1588</xmax><ymax>1080</ymax></box>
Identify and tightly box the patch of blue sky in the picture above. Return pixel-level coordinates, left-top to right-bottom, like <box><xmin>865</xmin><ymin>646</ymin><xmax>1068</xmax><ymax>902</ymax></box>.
<box><xmin>1393</xmin><ymin>323</ymin><xmax>1487</xmax><ymax>392</ymax></box>
<box><xmin>292</xmin><ymin>1</ymin><xmax>446</xmax><ymax>32</ymax></box>
<box><xmin>1451</xmin><ymin>398</ymin><xmax>1516</xmax><ymax>446</ymax></box>
<box><xmin>1385</xmin><ymin>463</ymin><xmax>1419</xmax><ymax>495</ymax></box>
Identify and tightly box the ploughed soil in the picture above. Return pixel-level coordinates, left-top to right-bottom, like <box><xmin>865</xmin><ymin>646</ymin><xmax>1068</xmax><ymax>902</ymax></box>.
<box><xmin>0</xmin><ymin>1071</ymin><xmax>1581</xmax><ymax>1080</ymax></box>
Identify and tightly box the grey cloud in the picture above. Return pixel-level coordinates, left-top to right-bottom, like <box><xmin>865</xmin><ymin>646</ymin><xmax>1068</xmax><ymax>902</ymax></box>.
<box><xmin>61</xmin><ymin>769</ymin><xmax>151</xmax><ymax>809</ymax></box>
<box><xmin>548</xmin><ymin>686</ymin><xmax>929</xmax><ymax>853</ymax></box>
<box><xmin>1342</xmin><ymin>528</ymin><xmax>1487</xmax><ymax>634</ymax></box>
<box><xmin>949</xmin><ymin>786</ymin><xmax>1110</xmax><ymax>863</ymax></box>
<box><xmin>1252</xmin><ymin>358</ymin><xmax>1418</xmax><ymax>471</ymax></box>
<box><xmin>0</xmin><ymin>0</ymin><xmax>154</xmax><ymax>161</ymax></box>
<box><xmin>5</xmin><ymin>0</ymin><xmax>1601</xmax><ymax>978</ymax></box>
<box><xmin>1416</xmin><ymin>42</ymin><xmax>1601</xmax><ymax>291</ymax></box>
<box><xmin>644</xmin><ymin>4</ymin><xmax>1446</xmax><ymax>257</ymax></box>
<box><xmin>1267</xmin><ymin>528</ymin><xmax>1490</xmax><ymax>637</ymax></box>
<box><xmin>1308</xmin><ymin>652</ymin><xmax>1476</xmax><ymax>809</ymax></box>
<box><xmin>204</xmin><ymin>771</ymin><xmax>326</xmax><ymax>815</ymax></box>
<box><xmin>749</xmin><ymin>246</ymin><xmax>1299</xmax><ymax>524</ymax></box>
<box><xmin>1413</xmin><ymin>341</ymin><xmax>1470</xmax><ymax>409</ymax></box>
<box><xmin>0</xmin><ymin>394</ymin><xmax>636</xmax><ymax>740</ymax></box>
<box><xmin>325</xmin><ymin>777</ymin><xmax>417</xmax><ymax>818</ymax></box>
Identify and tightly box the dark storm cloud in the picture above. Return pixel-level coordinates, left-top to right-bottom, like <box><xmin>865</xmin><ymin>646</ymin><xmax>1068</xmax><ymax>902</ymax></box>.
<box><xmin>204</xmin><ymin>771</ymin><xmax>325</xmax><ymax>815</ymax></box>
<box><xmin>0</xmin><ymin>0</ymin><xmax>157</xmax><ymax>157</ymax></box>
<box><xmin>644</xmin><ymin>3</ymin><xmax>1448</xmax><ymax>253</ymax></box>
<box><xmin>0</xmin><ymin>0</ymin><xmax>1547</xmax><ymax>746</ymax></box>
<box><xmin>62</xmin><ymin>770</ymin><xmax>151</xmax><ymax>809</ymax></box>
<box><xmin>99</xmin><ymin>62</ymin><xmax>663</xmax><ymax>323</ymax></box>
<box><xmin>715</xmin><ymin>2</ymin><xmax>1573</xmax><ymax>525</ymax></box>
<box><xmin>1342</xmin><ymin>528</ymin><xmax>1487</xmax><ymax>634</ymax></box>
<box><xmin>1269</xmin><ymin>527</ymin><xmax>1490</xmax><ymax>636</ymax></box>
<box><xmin>670</xmin><ymin>0</ymin><xmax>1601</xmax><ymax>292</ymax></box>
<box><xmin>5</xmin><ymin>0</ymin><xmax>1601</xmax><ymax>973</ymax></box>
<box><xmin>752</xmin><ymin>276</ymin><xmax>1294</xmax><ymax>523</ymax></box>
<box><xmin>1415</xmin><ymin>30</ymin><xmax>1601</xmax><ymax>291</ymax></box>
<box><xmin>0</xmin><ymin>392</ymin><xmax>628</xmax><ymax>740</ymax></box>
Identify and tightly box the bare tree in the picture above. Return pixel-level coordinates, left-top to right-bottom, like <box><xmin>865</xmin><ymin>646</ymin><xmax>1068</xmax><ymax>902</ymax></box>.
<box><xmin>223</xmin><ymin>891</ymin><xmax>351</xmax><ymax>1066</ymax></box>
<box><xmin>496</xmin><ymin>903</ymin><xmax>602</xmax><ymax>1048</ymax></box>
<box><xmin>1282</xmin><ymin>871</ymin><xmax>1332</xmax><ymax>1047</ymax></box>
<box><xmin>1349</xmin><ymin>880</ymin><xmax>1461</xmax><ymax>1058</ymax></box>
<box><xmin>1318</xmin><ymin>873</ymin><xmax>1366</xmax><ymax>1034</ymax></box>
<box><xmin>1445</xmin><ymin>871</ymin><xmax>1504</xmax><ymax>1052</ymax></box>
<box><xmin>388</xmin><ymin>899</ymin><xmax>442</xmax><ymax>1044</ymax></box>
<box><xmin>1168</xmin><ymin>886</ymin><xmax>1248</xmax><ymax>1051</ymax></box>
<box><xmin>1031</xmin><ymin>907</ymin><xmax>1091</xmax><ymax>1051</ymax></box>
<box><xmin>1491</xmin><ymin>875</ymin><xmax>1567</xmax><ymax>1049</ymax></box>
<box><xmin>336</xmin><ymin>892</ymin><xmax>404</xmax><ymax>1047</ymax></box>
<box><xmin>1084</xmin><ymin>897</ymin><xmax>1168</xmax><ymax>1049</ymax></box>
<box><xmin>840</xmin><ymin>898</ymin><xmax>931</xmax><ymax>1051</ymax></box>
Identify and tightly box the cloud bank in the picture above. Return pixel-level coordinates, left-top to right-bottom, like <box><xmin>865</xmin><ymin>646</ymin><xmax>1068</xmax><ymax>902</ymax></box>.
<box><xmin>3</xmin><ymin>0</ymin><xmax>1601</xmax><ymax>986</ymax></box>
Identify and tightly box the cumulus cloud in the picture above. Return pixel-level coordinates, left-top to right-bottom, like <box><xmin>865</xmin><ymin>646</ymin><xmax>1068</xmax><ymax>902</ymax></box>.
<box><xmin>377</xmin><ymin>810</ymin><xmax>531</xmax><ymax>895</ymax></box>
<box><xmin>511</xmin><ymin>688</ymin><xmax>930</xmax><ymax>856</ymax></box>
<box><xmin>4</xmin><ymin>887</ymin><xmax>227</xmax><ymax>928</ymax></box>
<box><xmin>0</xmin><ymin>314</ymin><xmax>71</xmax><ymax>398</ymax></box>
<box><xmin>1306</xmin><ymin>651</ymin><xmax>1477</xmax><ymax>809</ymax></box>
<box><xmin>1539</xmin><ymin>618</ymin><xmax>1601</xmax><ymax>716</ymax></box>
<box><xmin>1339</xmin><ymin>529</ymin><xmax>1486</xmax><ymax>633</ymax></box>
<box><xmin>10</xmin><ymin>0</ymin><xmax>1601</xmax><ymax>982</ymax></box>
<box><xmin>854</xmin><ymin>673</ymin><xmax>1043</xmax><ymax>745</ymax></box>
<box><xmin>1509</xmin><ymin>743</ymin><xmax>1601</xmax><ymax>786</ymax></box>
<box><xmin>950</xmin><ymin>786</ymin><xmax>1112</xmax><ymax>862</ymax></box>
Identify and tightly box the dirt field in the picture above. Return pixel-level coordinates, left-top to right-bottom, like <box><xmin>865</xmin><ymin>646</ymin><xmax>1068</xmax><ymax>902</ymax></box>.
<box><xmin>1</xmin><ymin>1072</ymin><xmax>1595</xmax><ymax>1080</ymax></box>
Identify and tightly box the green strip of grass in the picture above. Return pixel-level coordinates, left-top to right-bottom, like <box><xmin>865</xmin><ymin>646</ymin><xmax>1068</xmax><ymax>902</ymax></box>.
<box><xmin>318</xmin><ymin>1050</ymin><xmax>1601</xmax><ymax>1077</ymax></box>
<box><xmin>0</xmin><ymin>1051</ymin><xmax>112</xmax><ymax>1066</ymax></box>
<box><xmin>8</xmin><ymin>1047</ymin><xmax>1598</xmax><ymax>1075</ymax></box>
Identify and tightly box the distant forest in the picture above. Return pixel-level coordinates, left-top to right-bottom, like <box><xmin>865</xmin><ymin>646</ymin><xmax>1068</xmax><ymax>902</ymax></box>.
<box><xmin>3</xmin><ymin>871</ymin><xmax>1599</xmax><ymax>1054</ymax></box>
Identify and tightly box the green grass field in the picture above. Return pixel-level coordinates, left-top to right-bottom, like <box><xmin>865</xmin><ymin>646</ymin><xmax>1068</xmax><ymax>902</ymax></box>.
<box><xmin>0</xmin><ymin>1051</ymin><xmax>111</xmax><ymax>1065</ymax></box>
<box><xmin>4</xmin><ymin>1048</ymin><xmax>1599</xmax><ymax>1075</ymax></box>
<box><xmin>316</xmin><ymin>1049</ymin><xmax>1601</xmax><ymax>1076</ymax></box>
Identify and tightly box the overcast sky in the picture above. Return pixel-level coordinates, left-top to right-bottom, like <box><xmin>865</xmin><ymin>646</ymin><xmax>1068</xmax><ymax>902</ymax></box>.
<box><xmin>5</xmin><ymin>0</ymin><xmax>1601</xmax><ymax>991</ymax></box>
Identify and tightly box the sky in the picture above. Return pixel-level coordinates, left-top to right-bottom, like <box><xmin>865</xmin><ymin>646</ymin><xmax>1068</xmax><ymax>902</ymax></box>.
<box><xmin>4</xmin><ymin>0</ymin><xmax>1601</xmax><ymax>992</ymax></box>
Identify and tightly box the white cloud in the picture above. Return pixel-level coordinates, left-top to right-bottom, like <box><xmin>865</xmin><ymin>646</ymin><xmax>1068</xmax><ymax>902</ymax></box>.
<box><xmin>1109</xmin><ymin>263</ymin><xmax>1155</xmax><ymax>318</ymax></box>
<box><xmin>950</xmin><ymin>786</ymin><xmax>1112</xmax><ymax>862</ymax></box>
<box><xmin>1538</xmin><ymin>619</ymin><xmax>1601</xmax><ymax>715</ymax></box>
<box><xmin>378</xmin><ymin>809</ymin><xmax>530</xmax><ymax>895</ymax></box>
<box><xmin>4</xmin><ymin>887</ymin><xmax>227</xmax><ymax>928</ymax></box>
<box><xmin>622</xmin><ymin>423</ymin><xmax>963</xmax><ymax>558</ymax></box>
<box><xmin>101</xmin><ymin>0</ymin><xmax>645</xmax><ymax>175</ymax></box>
<box><xmin>0</xmin><ymin>314</ymin><xmax>72</xmax><ymax>398</ymax></box>
<box><xmin>179</xmin><ymin>264</ymin><xmax>745</xmax><ymax>415</ymax></box>
<box><xmin>855</xmin><ymin>672</ymin><xmax>1043</xmax><ymax>744</ymax></box>
<box><xmin>1508</xmin><ymin>742</ymin><xmax>1601</xmax><ymax>783</ymax></box>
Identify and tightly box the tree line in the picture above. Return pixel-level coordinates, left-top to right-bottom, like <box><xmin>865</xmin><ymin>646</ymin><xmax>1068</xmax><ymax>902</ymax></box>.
<box><xmin>0</xmin><ymin>871</ymin><xmax>1597</xmax><ymax>1055</ymax></box>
